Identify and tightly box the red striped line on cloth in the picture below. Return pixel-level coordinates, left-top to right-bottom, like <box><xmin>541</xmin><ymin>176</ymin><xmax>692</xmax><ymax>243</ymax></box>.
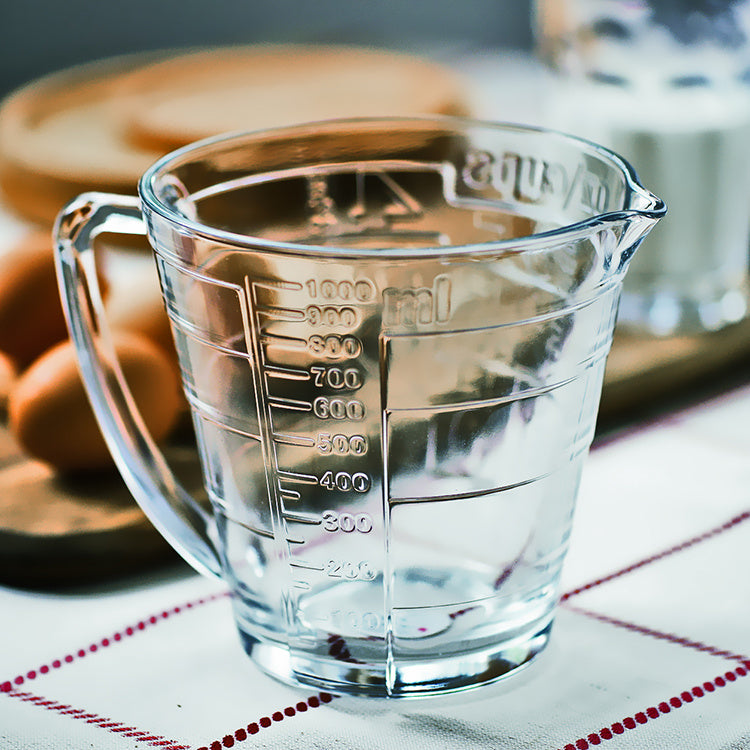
<box><xmin>3</xmin><ymin>491</ymin><xmax>749</xmax><ymax>746</ymax></box>
<box><xmin>555</xmin><ymin>663</ymin><xmax>750</xmax><ymax>750</ymax></box>
<box><xmin>565</xmin><ymin>605</ymin><xmax>750</xmax><ymax>664</ymax></box>
<box><xmin>195</xmin><ymin>693</ymin><xmax>335</xmax><ymax>750</ymax></box>
<box><xmin>592</xmin><ymin>383</ymin><xmax>750</xmax><ymax>452</ymax></box>
<box><xmin>561</xmin><ymin>509</ymin><xmax>750</xmax><ymax>602</ymax></box>
<box><xmin>0</xmin><ymin>590</ymin><xmax>227</xmax><ymax>694</ymax></box>
<box><xmin>4</xmin><ymin>689</ymin><xmax>190</xmax><ymax>749</ymax></box>
<box><xmin>555</xmin><ymin>507</ymin><xmax>750</xmax><ymax>750</ymax></box>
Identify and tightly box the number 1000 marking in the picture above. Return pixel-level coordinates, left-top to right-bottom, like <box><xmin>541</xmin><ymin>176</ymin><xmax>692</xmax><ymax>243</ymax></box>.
<box><xmin>306</xmin><ymin>278</ymin><xmax>375</xmax><ymax>302</ymax></box>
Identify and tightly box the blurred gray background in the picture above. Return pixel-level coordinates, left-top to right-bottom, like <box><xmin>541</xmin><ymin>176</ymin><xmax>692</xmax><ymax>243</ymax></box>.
<box><xmin>0</xmin><ymin>0</ymin><xmax>534</xmax><ymax>97</ymax></box>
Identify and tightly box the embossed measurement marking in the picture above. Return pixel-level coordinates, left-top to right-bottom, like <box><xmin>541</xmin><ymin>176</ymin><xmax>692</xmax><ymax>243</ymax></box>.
<box><xmin>267</xmin><ymin>396</ymin><xmax>313</xmax><ymax>412</ymax></box>
<box><xmin>243</xmin><ymin>269</ymin><xmax>382</xmax><ymax>636</ymax></box>
<box><xmin>282</xmin><ymin>511</ymin><xmax>322</xmax><ymax>526</ymax></box>
<box><xmin>264</xmin><ymin>365</ymin><xmax>311</xmax><ymax>382</ymax></box>
<box><xmin>276</xmin><ymin>469</ymin><xmax>318</xmax><ymax>485</ymax></box>
<box><xmin>279</xmin><ymin>488</ymin><xmax>300</xmax><ymax>503</ymax></box>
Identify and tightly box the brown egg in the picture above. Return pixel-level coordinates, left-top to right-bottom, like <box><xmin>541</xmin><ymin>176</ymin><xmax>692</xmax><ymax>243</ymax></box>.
<box><xmin>0</xmin><ymin>349</ymin><xmax>17</xmax><ymax>411</ymax></box>
<box><xmin>8</xmin><ymin>332</ymin><xmax>182</xmax><ymax>472</ymax></box>
<box><xmin>0</xmin><ymin>230</ymin><xmax>68</xmax><ymax>367</ymax></box>
<box><xmin>0</xmin><ymin>229</ymin><xmax>112</xmax><ymax>369</ymax></box>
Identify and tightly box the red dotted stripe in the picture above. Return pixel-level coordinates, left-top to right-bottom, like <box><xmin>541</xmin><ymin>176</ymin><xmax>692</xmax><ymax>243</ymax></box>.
<box><xmin>196</xmin><ymin>692</ymin><xmax>334</xmax><ymax>750</ymax></box>
<box><xmin>561</xmin><ymin>510</ymin><xmax>750</xmax><ymax>602</ymax></box>
<box><xmin>0</xmin><ymin>591</ymin><xmax>227</xmax><ymax>694</ymax></box>
<box><xmin>565</xmin><ymin>605</ymin><xmax>750</xmax><ymax>664</ymax></box>
<box><xmin>556</xmin><ymin>664</ymin><xmax>749</xmax><ymax>750</ymax></box>
<box><xmin>4</xmin><ymin>689</ymin><xmax>189</xmax><ymax>748</ymax></box>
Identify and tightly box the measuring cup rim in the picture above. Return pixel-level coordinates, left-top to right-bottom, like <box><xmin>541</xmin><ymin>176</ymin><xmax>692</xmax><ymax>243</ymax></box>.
<box><xmin>138</xmin><ymin>115</ymin><xmax>666</xmax><ymax>259</ymax></box>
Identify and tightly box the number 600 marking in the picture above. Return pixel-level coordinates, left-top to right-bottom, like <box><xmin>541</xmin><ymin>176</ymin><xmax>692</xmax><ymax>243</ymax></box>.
<box><xmin>313</xmin><ymin>397</ymin><xmax>365</xmax><ymax>421</ymax></box>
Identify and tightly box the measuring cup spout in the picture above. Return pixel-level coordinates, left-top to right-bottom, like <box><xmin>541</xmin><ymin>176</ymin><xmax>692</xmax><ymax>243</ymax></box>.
<box><xmin>609</xmin><ymin>180</ymin><xmax>667</xmax><ymax>269</ymax></box>
<box><xmin>626</xmin><ymin>170</ymin><xmax>667</xmax><ymax>231</ymax></box>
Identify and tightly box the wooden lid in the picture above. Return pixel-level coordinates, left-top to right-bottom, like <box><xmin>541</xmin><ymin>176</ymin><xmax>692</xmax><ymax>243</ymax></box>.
<box><xmin>0</xmin><ymin>45</ymin><xmax>469</xmax><ymax>225</ymax></box>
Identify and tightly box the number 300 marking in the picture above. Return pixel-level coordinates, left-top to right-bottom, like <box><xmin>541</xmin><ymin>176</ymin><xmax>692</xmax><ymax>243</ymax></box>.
<box><xmin>322</xmin><ymin>510</ymin><xmax>373</xmax><ymax>534</ymax></box>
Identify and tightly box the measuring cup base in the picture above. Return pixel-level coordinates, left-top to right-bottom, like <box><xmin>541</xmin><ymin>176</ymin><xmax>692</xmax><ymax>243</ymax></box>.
<box><xmin>239</xmin><ymin>620</ymin><xmax>552</xmax><ymax>698</ymax></box>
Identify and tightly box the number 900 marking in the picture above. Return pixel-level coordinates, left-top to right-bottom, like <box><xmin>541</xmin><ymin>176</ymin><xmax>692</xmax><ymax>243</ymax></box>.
<box><xmin>306</xmin><ymin>305</ymin><xmax>358</xmax><ymax>328</ymax></box>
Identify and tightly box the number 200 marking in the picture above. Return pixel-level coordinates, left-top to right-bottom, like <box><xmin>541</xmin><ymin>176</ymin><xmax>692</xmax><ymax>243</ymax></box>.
<box><xmin>325</xmin><ymin>560</ymin><xmax>376</xmax><ymax>581</ymax></box>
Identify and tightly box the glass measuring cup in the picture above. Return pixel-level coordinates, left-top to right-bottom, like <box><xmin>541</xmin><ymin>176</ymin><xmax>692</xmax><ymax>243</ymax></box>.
<box><xmin>54</xmin><ymin>117</ymin><xmax>664</xmax><ymax>698</ymax></box>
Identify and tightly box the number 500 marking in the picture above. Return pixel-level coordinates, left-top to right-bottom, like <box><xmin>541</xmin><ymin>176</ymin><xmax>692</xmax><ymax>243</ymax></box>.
<box><xmin>316</xmin><ymin>433</ymin><xmax>368</xmax><ymax>455</ymax></box>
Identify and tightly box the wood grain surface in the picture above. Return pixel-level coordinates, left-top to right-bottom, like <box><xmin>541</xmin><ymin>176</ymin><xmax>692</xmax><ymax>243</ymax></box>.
<box><xmin>0</xmin><ymin>423</ymin><xmax>202</xmax><ymax>589</ymax></box>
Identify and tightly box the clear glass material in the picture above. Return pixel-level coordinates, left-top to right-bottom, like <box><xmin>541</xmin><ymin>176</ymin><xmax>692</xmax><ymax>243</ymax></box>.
<box><xmin>54</xmin><ymin>117</ymin><xmax>664</xmax><ymax>697</ymax></box>
<box><xmin>536</xmin><ymin>0</ymin><xmax>750</xmax><ymax>335</ymax></box>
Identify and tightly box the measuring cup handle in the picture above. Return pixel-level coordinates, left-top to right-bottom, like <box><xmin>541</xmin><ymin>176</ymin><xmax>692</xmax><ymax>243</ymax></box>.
<box><xmin>54</xmin><ymin>192</ymin><xmax>223</xmax><ymax>579</ymax></box>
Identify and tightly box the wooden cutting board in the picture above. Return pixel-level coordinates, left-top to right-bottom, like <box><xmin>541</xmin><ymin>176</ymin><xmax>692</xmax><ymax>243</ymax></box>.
<box><xmin>0</xmin><ymin>424</ymin><xmax>203</xmax><ymax>589</ymax></box>
<box><xmin>602</xmin><ymin>317</ymin><xmax>750</xmax><ymax>419</ymax></box>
